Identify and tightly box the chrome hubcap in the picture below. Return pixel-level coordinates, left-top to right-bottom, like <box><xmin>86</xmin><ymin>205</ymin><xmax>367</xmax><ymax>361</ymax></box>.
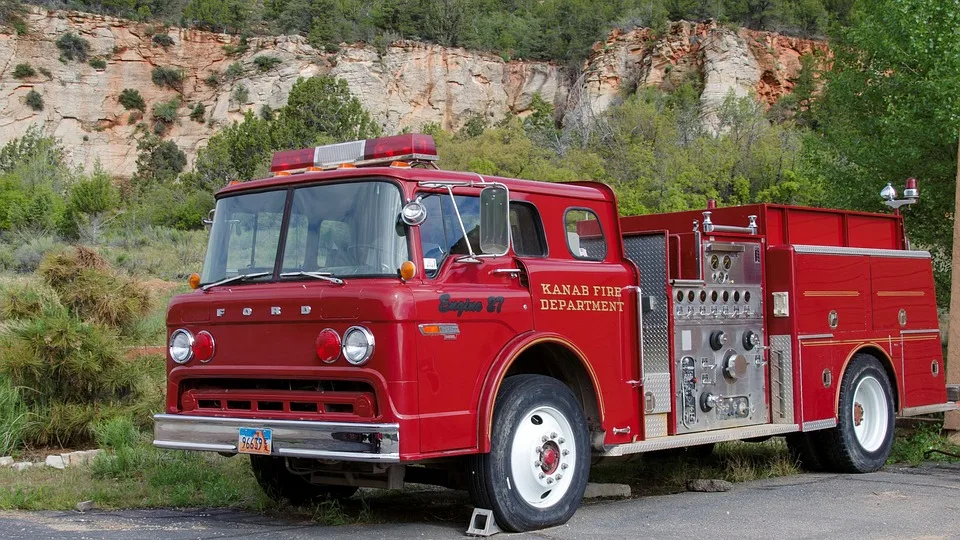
<box><xmin>510</xmin><ymin>406</ymin><xmax>575</xmax><ymax>508</ymax></box>
<box><xmin>852</xmin><ymin>375</ymin><xmax>887</xmax><ymax>452</ymax></box>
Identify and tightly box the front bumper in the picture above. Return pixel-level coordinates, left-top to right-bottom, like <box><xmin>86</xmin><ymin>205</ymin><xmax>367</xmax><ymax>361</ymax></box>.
<box><xmin>153</xmin><ymin>414</ymin><xmax>400</xmax><ymax>463</ymax></box>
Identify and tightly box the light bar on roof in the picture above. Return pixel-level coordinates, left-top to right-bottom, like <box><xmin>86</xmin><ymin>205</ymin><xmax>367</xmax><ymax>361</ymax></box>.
<box><xmin>270</xmin><ymin>134</ymin><xmax>438</xmax><ymax>173</ymax></box>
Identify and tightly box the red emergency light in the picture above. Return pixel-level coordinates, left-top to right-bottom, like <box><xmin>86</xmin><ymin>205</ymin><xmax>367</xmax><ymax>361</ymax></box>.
<box><xmin>270</xmin><ymin>134</ymin><xmax>438</xmax><ymax>174</ymax></box>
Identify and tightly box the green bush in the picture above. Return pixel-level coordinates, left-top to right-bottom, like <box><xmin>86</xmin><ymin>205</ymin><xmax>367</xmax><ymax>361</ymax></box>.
<box><xmin>152</xmin><ymin>33</ymin><xmax>174</xmax><ymax>48</ymax></box>
<box><xmin>56</xmin><ymin>32</ymin><xmax>90</xmax><ymax>62</ymax></box>
<box><xmin>25</xmin><ymin>90</ymin><xmax>43</xmax><ymax>111</ymax></box>
<box><xmin>224</xmin><ymin>61</ymin><xmax>243</xmax><ymax>80</ymax></box>
<box><xmin>253</xmin><ymin>55</ymin><xmax>282</xmax><ymax>71</ymax></box>
<box><xmin>12</xmin><ymin>63</ymin><xmax>35</xmax><ymax>79</ymax></box>
<box><xmin>232</xmin><ymin>83</ymin><xmax>249</xmax><ymax>104</ymax></box>
<box><xmin>89</xmin><ymin>57</ymin><xmax>106</xmax><ymax>70</ymax></box>
<box><xmin>11</xmin><ymin>236</ymin><xmax>62</xmax><ymax>273</ymax></box>
<box><xmin>151</xmin><ymin>66</ymin><xmax>185</xmax><ymax>90</ymax></box>
<box><xmin>203</xmin><ymin>70</ymin><xmax>222</xmax><ymax>87</ymax></box>
<box><xmin>0</xmin><ymin>280</ymin><xmax>65</xmax><ymax>320</ymax></box>
<box><xmin>118</xmin><ymin>88</ymin><xmax>146</xmax><ymax>111</ymax></box>
<box><xmin>38</xmin><ymin>67</ymin><xmax>52</xmax><ymax>79</ymax></box>
<box><xmin>151</xmin><ymin>97</ymin><xmax>180</xmax><ymax>134</ymax></box>
<box><xmin>0</xmin><ymin>377</ymin><xmax>28</xmax><ymax>456</ymax></box>
<box><xmin>39</xmin><ymin>247</ymin><xmax>152</xmax><ymax>330</ymax></box>
<box><xmin>189</xmin><ymin>102</ymin><xmax>206</xmax><ymax>123</ymax></box>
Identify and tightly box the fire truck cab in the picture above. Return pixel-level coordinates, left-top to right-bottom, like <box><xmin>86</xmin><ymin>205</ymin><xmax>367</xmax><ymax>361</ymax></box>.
<box><xmin>155</xmin><ymin>134</ymin><xmax>958</xmax><ymax>532</ymax></box>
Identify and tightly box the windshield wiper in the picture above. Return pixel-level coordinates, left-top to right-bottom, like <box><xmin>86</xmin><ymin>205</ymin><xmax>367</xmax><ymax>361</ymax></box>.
<box><xmin>280</xmin><ymin>271</ymin><xmax>345</xmax><ymax>285</ymax></box>
<box><xmin>201</xmin><ymin>271</ymin><xmax>271</xmax><ymax>291</ymax></box>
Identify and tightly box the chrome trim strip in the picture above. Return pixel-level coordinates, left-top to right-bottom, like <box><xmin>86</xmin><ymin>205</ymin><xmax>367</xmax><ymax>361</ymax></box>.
<box><xmin>900</xmin><ymin>403</ymin><xmax>959</xmax><ymax>417</ymax></box>
<box><xmin>899</xmin><ymin>328</ymin><xmax>940</xmax><ymax>335</ymax></box>
<box><xmin>801</xmin><ymin>418</ymin><xmax>837</xmax><ymax>431</ymax></box>
<box><xmin>798</xmin><ymin>333</ymin><xmax>834</xmax><ymax>341</ymax></box>
<box><xmin>153</xmin><ymin>414</ymin><xmax>400</xmax><ymax>463</ymax></box>
<box><xmin>601</xmin><ymin>424</ymin><xmax>799</xmax><ymax>456</ymax></box>
<box><xmin>792</xmin><ymin>245</ymin><xmax>931</xmax><ymax>259</ymax></box>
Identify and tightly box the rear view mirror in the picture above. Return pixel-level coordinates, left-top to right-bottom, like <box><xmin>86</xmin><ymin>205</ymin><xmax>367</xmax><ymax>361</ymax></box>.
<box><xmin>202</xmin><ymin>209</ymin><xmax>215</xmax><ymax>230</ymax></box>
<box><xmin>479</xmin><ymin>186</ymin><xmax>509</xmax><ymax>255</ymax></box>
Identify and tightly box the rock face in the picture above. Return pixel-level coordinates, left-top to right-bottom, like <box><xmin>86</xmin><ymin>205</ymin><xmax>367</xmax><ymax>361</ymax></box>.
<box><xmin>0</xmin><ymin>8</ymin><xmax>823</xmax><ymax>178</ymax></box>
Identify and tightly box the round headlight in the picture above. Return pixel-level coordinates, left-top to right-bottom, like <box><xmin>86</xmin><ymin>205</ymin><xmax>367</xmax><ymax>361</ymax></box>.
<box><xmin>342</xmin><ymin>326</ymin><xmax>374</xmax><ymax>365</ymax></box>
<box><xmin>169</xmin><ymin>328</ymin><xmax>194</xmax><ymax>364</ymax></box>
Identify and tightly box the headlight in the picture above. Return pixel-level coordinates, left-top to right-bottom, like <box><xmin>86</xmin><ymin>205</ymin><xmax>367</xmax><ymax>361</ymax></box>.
<box><xmin>169</xmin><ymin>329</ymin><xmax>194</xmax><ymax>364</ymax></box>
<box><xmin>342</xmin><ymin>326</ymin><xmax>374</xmax><ymax>365</ymax></box>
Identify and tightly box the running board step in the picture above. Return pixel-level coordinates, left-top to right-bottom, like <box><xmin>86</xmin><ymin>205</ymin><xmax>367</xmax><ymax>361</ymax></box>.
<box><xmin>601</xmin><ymin>424</ymin><xmax>799</xmax><ymax>457</ymax></box>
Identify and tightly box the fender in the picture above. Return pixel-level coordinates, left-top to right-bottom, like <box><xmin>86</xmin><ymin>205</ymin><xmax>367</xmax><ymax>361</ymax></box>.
<box><xmin>476</xmin><ymin>331</ymin><xmax>605</xmax><ymax>453</ymax></box>
<box><xmin>833</xmin><ymin>342</ymin><xmax>899</xmax><ymax>415</ymax></box>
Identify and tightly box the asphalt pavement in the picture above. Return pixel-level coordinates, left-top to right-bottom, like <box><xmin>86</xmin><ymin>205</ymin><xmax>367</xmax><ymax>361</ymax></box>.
<box><xmin>1</xmin><ymin>463</ymin><xmax>957</xmax><ymax>539</ymax></box>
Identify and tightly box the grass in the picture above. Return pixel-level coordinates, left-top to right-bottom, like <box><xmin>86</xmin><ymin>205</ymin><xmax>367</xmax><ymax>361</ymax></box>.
<box><xmin>888</xmin><ymin>420</ymin><xmax>960</xmax><ymax>465</ymax></box>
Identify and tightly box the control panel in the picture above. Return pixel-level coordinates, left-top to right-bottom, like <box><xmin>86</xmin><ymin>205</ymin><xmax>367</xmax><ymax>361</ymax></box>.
<box><xmin>672</xmin><ymin>241</ymin><xmax>767</xmax><ymax>433</ymax></box>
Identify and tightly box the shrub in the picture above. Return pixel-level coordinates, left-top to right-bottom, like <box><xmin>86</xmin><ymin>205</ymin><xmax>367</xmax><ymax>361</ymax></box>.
<box><xmin>11</xmin><ymin>236</ymin><xmax>61</xmax><ymax>273</ymax></box>
<box><xmin>89</xmin><ymin>57</ymin><xmax>107</xmax><ymax>69</ymax></box>
<box><xmin>253</xmin><ymin>55</ymin><xmax>282</xmax><ymax>71</ymax></box>
<box><xmin>232</xmin><ymin>83</ymin><xmax>249</xmax><ymax>104</ymax></box>
<box><xmin>0</xmin><ymin>378</ymin><xmax>28</xmax><ymax>456</ymax></box>
<box><xmin>118</xmin><ymin>88</ymin><xmax>146</xmax><ymax>111</ymax></box>
<box><xmin>224</xmin><ymin>61</ymin><xmax>243</xmax><ymax>80</ymax></box>
<box><xmin>12</xmin><ymin>63</ymin><xmax>35</xmax><ymax>78</ymax></box>
<box><xmin>204</xmin><ymin>70</ymin><xmax>222</xmax><ymax>87</ymax></box>
<box><xmin>151</xmin><ymin>65</ymin><xmax>185</xmax><ymax>90</ymax></box>
<box><xmin>56</xmin><ymin>32</ymin><xmax>90</xmax><ymax>62</ymax></box>
<box><xmin>39</xmin><ymin>247</ymin><xmax>152</xmax><ymax>330</ymax></box>
<box><xmin>25</xmin><ymin>90</ymin><xmax>43</xmax><ymax>111</ymax></box>
<box><xmin>39</xmin><ymin>67</ymin><xmax>52</xmax><ymax>78</ymax></box>
<box><xmin>152</xmin><ymin>33</ymin><xmax>174</xmax><ymax>48</ymax></box>
<box><xmin>259</xmin><ymin>104</ymin><xmax>273</xmax><ymax>120</ymax></box>
<box><xmin>222</xmin><ymin>35</ymin><xmax>249</xmax><ymax>56</ymax></box>
<box><xmin>128</xmin><ymin>111</ymin><xmax>143</xmax><ymax>125</ymax></box>
<box><xmin>152</xmin><ymin>97</ymin><xmax>180</xmax><ymax>133</ymax></box>
<box><xmin>189</xmin><ymin>102</ymin><xmax>206</xmax><ymax>122</ymax></box>
<box><xmin>0</xmin><ymin>280</ymin><xmax>65</xmax><ymax>320</ymax></box>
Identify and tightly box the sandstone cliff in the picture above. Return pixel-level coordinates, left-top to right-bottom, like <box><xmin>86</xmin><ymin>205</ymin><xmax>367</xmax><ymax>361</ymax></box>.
<box><xmin>0</xmin><ymin>8</ymin><xmax>822</xmax><ymax>177</ymax></box>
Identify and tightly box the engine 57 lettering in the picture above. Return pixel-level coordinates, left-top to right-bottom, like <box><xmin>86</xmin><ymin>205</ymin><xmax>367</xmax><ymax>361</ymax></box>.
<box><xmin>438</xmin><ymin>294</ymin><xmax>483</xmax><ymax>316</ymax></box>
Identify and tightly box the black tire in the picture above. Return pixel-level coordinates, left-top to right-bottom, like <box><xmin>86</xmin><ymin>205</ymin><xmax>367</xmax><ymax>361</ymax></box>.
<box><xmin>250</xmin><ymin>455</ymin><xmax>358</xmax><ymax>505</ymax></box>
<box><xmin>818</xmin><ymin>354</ymin><xmax>895</xmax><ymax>473</ymax></box>
<box><xmin>467</xmin><ymin>375</ymin><xmax>590</xmax><ymax>532</ymax></box>
<box><xmin>785</xmin><ymin>432</ymin><xmax>826</xmax><ymax>472</ymax></box>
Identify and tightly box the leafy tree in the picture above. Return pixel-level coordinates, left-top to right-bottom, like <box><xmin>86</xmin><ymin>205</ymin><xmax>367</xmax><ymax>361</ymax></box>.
<box><xmin>131</xmin><ymin>136</ymin><xmax>187</xmax><ymax>193</ymax></box>
<box><xmin>273</xmin><ymin>76</ymin><xmax>381</xmax><ymax>149</ymax></box>
<box><xmin>183</xmin><ymin>0</ymin><xmax>251</xmax><ymax>33</ymax></box>
<box><xmin>813</xmin><ymin>0</ymin><xmax>960</xmax><ymax>304</ymax></box>
<box><xmin>61</xmin><ymin>168</ymin><xmax>121</xmax><ymax>243</ymax></box>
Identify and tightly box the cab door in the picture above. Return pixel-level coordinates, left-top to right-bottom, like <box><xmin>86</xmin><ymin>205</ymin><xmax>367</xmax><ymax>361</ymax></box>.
<box><xmin>411</xmin><ymin>193</ymin><xmax>534</xmax><ymax>453</ymax></box>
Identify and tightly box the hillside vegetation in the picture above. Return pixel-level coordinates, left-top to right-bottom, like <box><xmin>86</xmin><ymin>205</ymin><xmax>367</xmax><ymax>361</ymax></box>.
<box><xmin>21</xmin><ymin>0</ymin><xmax>849</xmax><ymax>63</ymax></box>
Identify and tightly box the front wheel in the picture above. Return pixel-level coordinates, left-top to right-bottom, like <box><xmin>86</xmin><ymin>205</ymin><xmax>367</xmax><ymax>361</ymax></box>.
<box><xmin>819</xmin><ymin>354</ymin><xmax>895</xmax><ymax>473</ymax></box>
<box><xmin>468</xmin><ymin>375</ymin><xmax>590</xmax><ymax>532</ymax></box>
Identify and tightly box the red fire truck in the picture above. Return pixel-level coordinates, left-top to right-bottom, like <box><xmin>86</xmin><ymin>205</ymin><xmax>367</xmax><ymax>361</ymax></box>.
<box><xmin>154</xmin><ymin>134</ymin><xmax>958</xmax><ymax>532</ymax></box>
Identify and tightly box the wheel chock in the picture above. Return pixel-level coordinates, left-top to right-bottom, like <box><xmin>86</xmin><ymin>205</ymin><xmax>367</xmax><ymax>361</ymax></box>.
<box><xmin>466</xmin><ymin>507</ymin><xmax>501</xmax><ymax>537</ymax></box>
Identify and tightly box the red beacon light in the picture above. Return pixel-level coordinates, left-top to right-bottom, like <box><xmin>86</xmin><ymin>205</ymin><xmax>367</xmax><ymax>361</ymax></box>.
<box><xmin>903</xmin><ymin>177</ymin><xmax>919</xmax><ymax>200</ymax></box>
<box><xmin>270</xmin><ymin>134</ymin><xmax>438</xmax><ymax>174</ymax></box>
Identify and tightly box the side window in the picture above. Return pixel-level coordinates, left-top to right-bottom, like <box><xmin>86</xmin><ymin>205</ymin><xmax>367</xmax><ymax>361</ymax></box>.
<box><xmin>510</xmin><ymin>202</ymin><xmax>547</xmax><ymax>257</ymax></box>
<box><xmin>417</xmin><ymin>194</ymin><xmax>488</xmax><ymax>277</ymax></box>
<box><xmin>564</xmin><ymin>208</ymin><xmax>606</xmax><ymax>261</ymax></box>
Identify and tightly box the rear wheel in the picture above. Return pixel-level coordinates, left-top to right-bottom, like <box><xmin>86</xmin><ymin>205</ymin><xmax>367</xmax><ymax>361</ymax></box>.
<box><xmin>250</xmin><ymin>455</ymin><xmax>358</xmax><ymax>505</ymax></box>
<box><xmin>819</xmin><ymin>354</ymin><xmax>895</xmax><ymax>473</ymax></box>
<box><xmin>468</xmin><ymin>375</ymin><xmax>590</xmax><ymax>532</ymax></box>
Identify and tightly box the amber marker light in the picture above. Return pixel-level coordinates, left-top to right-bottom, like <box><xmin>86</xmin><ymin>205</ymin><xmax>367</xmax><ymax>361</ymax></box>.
<box><xmin>390</xmin><ymin>161</ymin><xmax>411</xmax><ymax>168</ymax></box>
<box><xmin>188</xmin><ymin>273</ymin><xmax>201</xmax><ymax>290</ymax></box>
<box><xmin>400</xmin><ymin>261</ymin><xmax>416</xmax><ymax>281</ymax></box>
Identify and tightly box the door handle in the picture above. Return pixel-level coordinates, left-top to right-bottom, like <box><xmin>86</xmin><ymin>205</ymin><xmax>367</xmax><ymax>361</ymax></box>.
<box><xmin>491</xmin><ymin>268</ymin><xmax>522</xmax><ymax>278</ymax></box>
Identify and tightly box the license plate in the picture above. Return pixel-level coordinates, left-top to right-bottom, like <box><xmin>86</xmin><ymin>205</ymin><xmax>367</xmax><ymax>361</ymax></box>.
<box><xmin>237</xmin><ymin>428</ymin><xmax>273</xmax><ymax>455</ymax></box>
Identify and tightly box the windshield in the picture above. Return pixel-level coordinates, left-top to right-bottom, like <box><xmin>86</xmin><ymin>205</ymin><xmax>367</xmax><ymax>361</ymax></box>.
<box><xmin>201</xmin><ymin>181</ymin><xmax>409</xmax><ymax>284</ymax></box>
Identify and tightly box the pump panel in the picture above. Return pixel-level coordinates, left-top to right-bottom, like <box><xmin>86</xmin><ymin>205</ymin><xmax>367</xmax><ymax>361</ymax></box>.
<box><xmin>672</xmin><ymin>240</ymin><xmax>767</xmax><ymax>433</ymax></box>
